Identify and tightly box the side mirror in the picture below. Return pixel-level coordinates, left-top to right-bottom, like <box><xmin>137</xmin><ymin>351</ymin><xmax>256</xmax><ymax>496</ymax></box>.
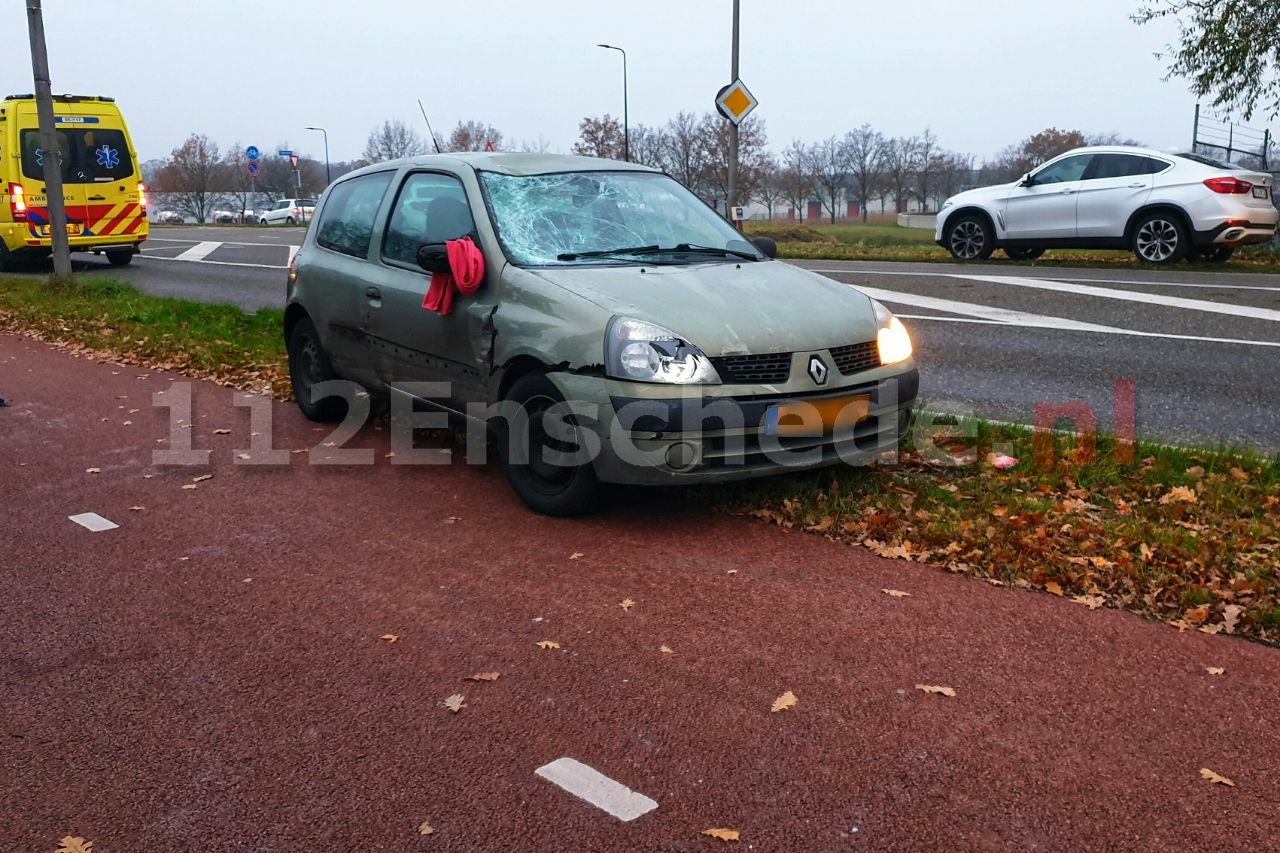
<box><xmin>416</xmin><ymin>243</ymin><xmax>451</xmax><ymax>274</ymax></box>
<box><xmin>1019</xmin><ymin>173</ymin><xmax>1034</xmax><ymax>187</ymax></box>
<box><xmin>751</xmin><ymin>236</ymin><xmax>778</xmax><ymax>259</ymax></box>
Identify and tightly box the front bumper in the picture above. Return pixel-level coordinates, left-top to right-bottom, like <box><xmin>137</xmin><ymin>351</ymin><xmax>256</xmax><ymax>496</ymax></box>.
<box><xmin>551</xmin><ymin>366</ymin><xmax>920</xmax><ymax>486</ymax></box>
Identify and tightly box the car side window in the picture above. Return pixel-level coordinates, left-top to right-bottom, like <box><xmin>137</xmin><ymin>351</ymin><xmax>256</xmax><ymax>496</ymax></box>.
<box><xmin>1088</xmin><ymin>154</ymin><xmax>1153</xmax><ymax>180</ymax></box>
<box><xmin>1032</xmin><ymin>155</ymin><xmax>1093</xmax><ymax>185</ymax></box>
<box><xmin>314</xmin><ymin>172</ymin><xmax>393</xmax><ymax>260</ymax></box>
<box><xmin>1141</xmin><ymin>157</ymin><xmax>1170</xmax><ymax>175</ymax></box>
<box><xmin>382</xmin><ymin>172</ymin><xmax>477</xmax><ymax>267</ymax></box>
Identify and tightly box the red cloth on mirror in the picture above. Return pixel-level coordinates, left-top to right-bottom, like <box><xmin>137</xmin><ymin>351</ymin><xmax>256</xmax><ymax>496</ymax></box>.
<box><xmin>423</xmin><ymin>236</ymin><xmax>485</xmax><ymax>315</ymax></box>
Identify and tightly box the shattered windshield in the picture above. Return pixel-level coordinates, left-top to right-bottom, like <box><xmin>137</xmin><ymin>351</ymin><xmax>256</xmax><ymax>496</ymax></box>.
<box><xmin>478</xmin><ymin>170</ymin><xmax>761</xmax><ymax>266</ymax></box>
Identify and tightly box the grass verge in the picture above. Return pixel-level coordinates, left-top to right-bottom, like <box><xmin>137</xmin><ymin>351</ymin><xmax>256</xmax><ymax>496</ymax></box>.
<box><xmin>3</xmin><ymin>273</ymin><xmax>1276</xmax><ymax>643</ymax></box>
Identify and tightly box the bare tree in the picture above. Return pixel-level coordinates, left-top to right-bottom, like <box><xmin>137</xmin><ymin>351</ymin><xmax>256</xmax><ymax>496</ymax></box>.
<box><xmin>628</xmin><ymin>124</ymin><xmax>669</xmax><ymax>170</ymax></box>
<box><xmin>1085</xmin><ymin>131</ymin><xmax>1146</xmax><ymax>146</ymax></box>
<box><xmin>443</xmin><ymin>120</ymin><xmax>505</xmax><ymax>152</ymax></box>
<box><xmin>810</xmin><ymin>135</ymin><xmax>851</xmax><ymax>224</ymax></box>
<box><xmin>844</xmin><ymin>124</ymin><xmax>885</xmax><ymax>222</ymax></box>
<box><xmin>663</xmin><ymin>111</ymin><xmax>711</xmax><ymax>197</ymax></box>
<box><xmin>154</xmin><ymin>134</ymin><xmax>227</xmax><ymax>223</ymax></box>
<box><xmin>780</xmin><ymin>139</ymin><xmax>814</xmax><ymax>221</ymax></box>
<box><xmin>518</xmin><ymin>135</ymin><xmax>552</xmax><ymax>153</ymax></box>
<box><xmin>699</xmin><ymin>113</ymin><xmax>770</xmax><ymax>211</ymax></box>
<box><xmin>754</xmin><ymin>156</ymin><xmax>784</xmax><ymax>220</ymax></box>
<box><xmin>912</xmin><ymin>128</ymin><xmax>940</xmax><ymax>212</ymax></box>
<box><xmin>362</xmin><ymin>119</ymin><xmax>427</xmax><ymax>163</ymax></box>
<box><xmin>571</xmin><ymin>114</ymin><xmax>625</xmax><ymax>159</ymax></box>
<box><xmin>932</xmin><ymin>151</ymin><xmax>975</xmax><ymax>210</ymax></box>
<box><xmin>882</xmin><ymin>137</ymin><xmax>916</xmax><ymax>214</ymax></box>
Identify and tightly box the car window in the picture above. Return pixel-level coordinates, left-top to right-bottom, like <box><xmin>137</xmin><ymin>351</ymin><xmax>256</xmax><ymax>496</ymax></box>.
<box><xmin>314</xmin><ymin>172</ymin><xmax>393</xmax><ymax>259</ymax></box>
<box><xmin>1032</xmin><ymin>154</ymin><xmax>1093</xmax><ymax>185</ymax></box>
<box><xmin>300</xmin><ymin>199</ymin><xmax>316</xmax><ymax>206</ymax></box>
<box><xmin>1088</xmin><ymin>154</ymin><xmax>1155</xmax><ymax>180</ymax></box>
<box><xmin>20</xmin><ymin>128</ymin><xmax>134</xmax><ymax>184</ymax></box>
<box><xmin>382</xmin><ymin>172</ymin><xmax>476</xmax><ymax>267</ymax></box>
<box><xmin>1141</xmin><ymin>157</ymin><xmax>1171</xmax><ymax>174</ymax></box>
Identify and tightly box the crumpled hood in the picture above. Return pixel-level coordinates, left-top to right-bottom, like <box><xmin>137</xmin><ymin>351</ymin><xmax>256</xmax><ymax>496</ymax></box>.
<box><xmin>527</xmin><ymin>260</ymin><xmax>878</xmax><ymax>356</ymax></box>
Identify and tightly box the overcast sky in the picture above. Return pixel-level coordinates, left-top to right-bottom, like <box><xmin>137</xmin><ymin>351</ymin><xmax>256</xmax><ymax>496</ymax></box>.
<box><xmin>1</xmin><ymin>1</ymin><xmax>1222</xmax><ymax>166</ymax></box>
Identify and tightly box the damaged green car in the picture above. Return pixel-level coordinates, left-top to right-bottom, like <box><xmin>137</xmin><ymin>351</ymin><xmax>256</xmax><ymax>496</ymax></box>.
<box><xmin>285</xmin><ymin>153</ymin><xmax>919</xmax><ymax>516</ymax></box>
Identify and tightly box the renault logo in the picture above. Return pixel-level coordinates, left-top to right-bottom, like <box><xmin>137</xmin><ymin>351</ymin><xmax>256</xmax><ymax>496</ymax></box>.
<box><xmin>807</xmin><ymin>355</ymin><xmax>829</xmax><ymax>386</ymax></box>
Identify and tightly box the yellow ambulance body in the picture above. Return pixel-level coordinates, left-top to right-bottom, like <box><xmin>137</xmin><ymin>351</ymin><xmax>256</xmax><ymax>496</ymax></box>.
<box><xmin>0</xmin><ymin>93</ymin><xmax>148</xmax><ymax>271</ymax></box>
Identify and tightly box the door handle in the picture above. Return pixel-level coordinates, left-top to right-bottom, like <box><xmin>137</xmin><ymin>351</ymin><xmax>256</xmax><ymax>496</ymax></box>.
<box><xmin>1127</xmin><ymin>182</ymin><xmax>1145</xmax><ymax>188</ymax></box>
<box><xmin>88</xmin><ymin>194</ymin><xmax>106</xmax><ymax>201</ymax></box>
<box><xmin>365</xmin><ymin>287</ymin><xmax>381</xmax><ymax>300</ymax></box>
<box><xmin>1059</xmin><ymin>188</ymin><xmax>1076</xmax><ymax>194</ymax></box>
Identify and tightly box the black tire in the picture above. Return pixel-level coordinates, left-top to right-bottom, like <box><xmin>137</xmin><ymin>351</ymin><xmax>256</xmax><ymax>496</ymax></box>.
<box><xmin>1203</xmin><ymin>247</ymin><xmax>1234</xmax><ymax>263</ymax></box>
<box><xmin>498</xmin><ymin>372</ymin><xmax>602</xmax><ymax>517</ymax></box>
<box><xmin>287</xmin><ymin>317</ymin><xmax>347</xmax><ymax>422</ymax></box>
<box><xmin>286</xmin><ymin>216</ymin><xmax>296</xmax><ymax>225</ymax></box>
<box><xmin>1004</xmin><ymin>247</ymin><xmax>1045</xmax><ymax>261</ymax></box>
<box><xmin>259</xmin><ymin>218</ymin><xmax>268</xmax><ymax>225</ymax></box>
<box><xmin>0</xmin><ymin>243</ymin><xmax>14</xmax><ymax>274</ymax></box>
<box><xmin>1131</xmin><ymin>212</ymin><xmax>1189</xmax><ymax>265</ymax></box>
<box><xmin>945</xmin><ymin>213</ymin><xmax>995</xmax><ymax>260</ymax></box>
<box><xmin>106</xmin><ymin>250</ymin><xmax>133</xmax><ymax>267</ymax></box>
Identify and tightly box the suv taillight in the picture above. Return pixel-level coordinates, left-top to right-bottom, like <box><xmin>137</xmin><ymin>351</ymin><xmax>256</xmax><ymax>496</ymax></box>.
<box><xmin>1204</xmin><ymin>177</ymin><xmax>1253</xmax><ymax>194</ymax></box>
<box><xmin>138</xmin><ymin>181</ymin><xmax>148</xmax><ymax>211</ymax></box>
<box><xmin>9</xmin><ymin>182</ymin><xmax>27</xmax><ymax>222</ymax></box>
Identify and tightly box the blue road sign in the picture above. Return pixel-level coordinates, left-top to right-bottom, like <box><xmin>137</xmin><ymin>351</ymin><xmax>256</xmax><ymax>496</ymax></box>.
<box><xmin>247</xmin><ymin>160</ymin><xmax>261</xmax><ymax>177</ymax></box>
<box><xmin>246</xmin><ymin>145</ymin><xmax>261</xmax><ymax>161</ymax></box>
<box><xmin>277</xmin><ymin>149</ymin><xmax>293</xmax><ymax>158</ymax></box>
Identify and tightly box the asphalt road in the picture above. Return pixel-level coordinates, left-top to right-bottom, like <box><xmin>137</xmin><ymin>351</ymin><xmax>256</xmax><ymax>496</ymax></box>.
<box><xmin>3</xmin><ymin>335</ymin><xmax>1279</xmax><ymax>850</ymax></box>
<box><xmin>31</xmin><ymin>224</ymin><xmax>1280</xmax><ymax>452</ymax></box>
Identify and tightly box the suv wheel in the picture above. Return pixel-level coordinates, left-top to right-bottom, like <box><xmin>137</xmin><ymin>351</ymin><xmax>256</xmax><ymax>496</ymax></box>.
<box><xmin>946</xmin><ymin>214</ymin><xmax>995</xmax><ymax>261</ymax></box>
<box><xmin>498</xmin><ymin>372</ymin><xmax>601</xmax><ymax>517</ymax></box>
<box><xmin>287</xmin><ymin>317</ymin><xmax>347</xmax><ymax>422</ymax></box>
<box><xmin>1004</xmin><ymin>247</ymin><xmax>1045</xmax><ymax>261</ymax></box>
<box><xmin>1132</xmin><ymin>213</ymin><xmax>1188</xmax><ymax>265</ymax></box>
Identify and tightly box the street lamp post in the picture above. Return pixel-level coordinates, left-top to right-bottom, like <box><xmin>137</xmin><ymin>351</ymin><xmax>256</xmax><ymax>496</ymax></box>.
<box><xmin>596</xmin><ymin>44</ymin><xmax>628</xmax><ymax>161</ymax></box>
<box><xmin>305</xmin><ymin>126</ymin><xmax>330</xmax><ymax>186</ymax></box>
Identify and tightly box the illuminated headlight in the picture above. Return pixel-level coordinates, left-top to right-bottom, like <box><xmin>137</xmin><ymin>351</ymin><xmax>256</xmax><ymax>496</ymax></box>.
<box><xmin>606</xmin><ymin>317</ymin><xmax>721</xmax><ymax>384</ymax></box>
<box><xmin>870</xmin><ymin>299</ymin><xmax>913</xmax><ymax>365</ymax></box>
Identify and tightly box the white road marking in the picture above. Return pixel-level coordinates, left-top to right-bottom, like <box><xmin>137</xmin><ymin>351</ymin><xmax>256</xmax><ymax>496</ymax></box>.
<box><xmin>1051</xmin><ymin>275</ymin><xmax>1280</xmax><ymax>293</ymax></box>
<box><xmin>891</xmin><ymin>312</ymin><xmax>1280</xmax><ymax>347</ymax></box>
<box><xmin>69</xmin><ymin>512</ymin><xmax>118</xmax><ymax>532</ymax></box>
<box><xmin>855</xmin><ymin>285</ymin><xmax>1121</xmax><ymax>333</ymax></box>
<box><xmin>173</xmin><ymin>241</ymin><xmax>222</xmax><ymax>263</ymax></box>
<box><xmin>139</xmin><ymin>254</ymin><xmax>284</xmax><ymax>270</ymax></box>
<box><xmin>147</xmin><ymin>237</ymin><xmax>302</xmax><ymax>249</ymax></box>
<box><xmin>534</xmin><ymin>757</ymin><xmax>658</xmax><ymax>821</ymax></box>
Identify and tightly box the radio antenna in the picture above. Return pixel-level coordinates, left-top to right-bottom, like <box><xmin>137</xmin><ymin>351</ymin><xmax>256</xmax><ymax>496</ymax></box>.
<box><xmin>418</xmin><ymin>99</ymin><xmax>442</xmax><ymax>154</ymax></box>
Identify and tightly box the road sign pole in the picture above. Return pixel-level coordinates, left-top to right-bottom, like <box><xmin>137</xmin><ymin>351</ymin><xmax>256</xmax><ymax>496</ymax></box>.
<box><xmin>26</xmin><ymin>0</ymin><xmax>72</xmax><ymax>280</ymax></box>
<box><xmin>727</xmin><ymin>0</ymin><xmax>740</xmax><ymax>225</ymax></box>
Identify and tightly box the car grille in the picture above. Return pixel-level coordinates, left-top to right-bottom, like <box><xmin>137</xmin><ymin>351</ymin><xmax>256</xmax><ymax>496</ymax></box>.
<box><xmin>711</xmin><ymin>353</ymin><xmax>792</xmax><ymax>384</ymax></box>
<box><xmin>830</xmin><ymin>340</ymin><xmax>881</xmax><ymax>375</ymax></box>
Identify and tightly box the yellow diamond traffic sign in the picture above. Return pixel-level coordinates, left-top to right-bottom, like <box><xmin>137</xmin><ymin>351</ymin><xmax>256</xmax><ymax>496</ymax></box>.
<box><xmin>715</xmin><ymin>78</ymin><xmax>758</xmax><ymax>125</ymax></box>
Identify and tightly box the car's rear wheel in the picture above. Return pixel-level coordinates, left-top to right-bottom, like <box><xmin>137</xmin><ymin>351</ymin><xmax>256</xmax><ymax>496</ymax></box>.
<box><xmin>259</xmin><ymin>218</ymin><xmax>268</xmax><ymax>225</ymax></box>
<box><xmin>0</xmin><ymin>243</ymin><xmax>15</xmax><ymax>273</ymax></box>
<box><xmin>1132</xmin><ymin>213</ymin><xmax>1188</xmax><ymax>265</ymax></box>
<box><xmin>498</xmin><ymin>372</ymin><xmax>601</xmax><ymax>517</ymax></box>
<box><xmin>106</xmin><ymin>250</ymin><xmax>133</xmax><ymax>267</ymax></box>
<box><xmin>287</xmin><ymin>317</ymin><xmax>347</xmax><ymax>422</ymax></box>
<box><xmin>945</xmin><ymin>214</ymin><xmax>995</xmax><ymax>261</ymax></box>
<box><xmin>286</xmin><ymin>216</ymin><xmax>296</xmax><ymax>225</ymax></box>
<box><xmin>1004</xmin><ymin>247</ymin><xmax>1045</xmax><ymax>261</ymax></box>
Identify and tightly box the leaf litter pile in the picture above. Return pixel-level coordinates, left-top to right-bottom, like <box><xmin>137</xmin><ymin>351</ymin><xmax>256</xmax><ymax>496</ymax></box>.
<box><xmin>712</xmin><ymin>423</ymin><xmax>1279</xmax><ymax>644</ymax></box>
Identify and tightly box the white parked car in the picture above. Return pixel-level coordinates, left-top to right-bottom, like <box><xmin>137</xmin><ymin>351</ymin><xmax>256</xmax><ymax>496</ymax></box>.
<box><xmin>936</xmin><ymin>146</ymin><xmax>1279</xmax><ymax>264</ymax></box>
<box><xmin>258</xmin><ymin>198</ymin><xmax>317</xmax><ymax>225</ymax></box>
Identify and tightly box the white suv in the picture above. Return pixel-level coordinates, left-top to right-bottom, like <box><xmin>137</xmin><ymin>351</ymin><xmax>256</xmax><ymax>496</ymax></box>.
<box><xmin>258</xmin><ymin>198</ymin><xmax>316</xmax><ymax>225</ymax></box>
<box><xmin>936</xmin><ymin>146</ymin><xmax>1278</xmax><ymax>264</ymax></box>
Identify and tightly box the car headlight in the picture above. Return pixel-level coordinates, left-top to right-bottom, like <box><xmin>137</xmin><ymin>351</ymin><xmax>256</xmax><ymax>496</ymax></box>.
<box><xmin>870</xmin><ymin>299</ymin><xmax>913</xmax><ymax>365</ymax></box>
<box><xmin>606</xmin><ymin>317</ymin><xmax>721</xmax><ymax>384</ymax></box>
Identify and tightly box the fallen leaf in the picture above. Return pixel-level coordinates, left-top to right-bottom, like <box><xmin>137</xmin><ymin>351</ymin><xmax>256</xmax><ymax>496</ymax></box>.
<box><xmin>1184</xmin><ymin>465</ymin><xmax>1205</xmax><ymax>479</ymax></box>
<box><xmin>620</xmin><ymin>598</ymin><xmax>635</xmax><ymax>612</ymax></box>
<box><xmin>1159</xmin><ymin>485</ymin><xmax>1197</xmax><ymax>505</ymax></box>
<box><xmin>129</xmin><ymin>505</ymin><xmax>145</xmax><ymax>512</ymax></box>
<box><xmin>726</xmin><ymin>569</ymin><xmax>738</xmax><ymax>575</ymax></box>
<box><xmin>1072</xmin><ymin>594</ymin><xmax>1106</xmax><ymax>610</ymax></box>
<box><xmin>1229</xmin><ymin>467</ymin><xmax>1249</xmax><ymax>482</ymax></box>
<box><xmin>418</xmin><ymin>822</ymin><xmax>435</xmax><ymax>836</ymax></box>
<box><xmin>442</xmin><ymin>693</ymin><xmax>466</xmax><ymax>713</ymax></box>
<box><xmin>1184</xmin><ymin>604</ymin><xmax>1210</xmax><ymax>625</ymax></box>
<box><xmin>771</xmin><ymin>690</ymin><xmax>797</xmax><ymax>712</ymax></box>
<box><xmin>1199</xmin><ymin>767</ymin><xmax>1235</xmax><ymax>787</ymax></box>
<box><xmin>464</xmin><ymin>672</ymin><xmax>501</xmax><ymax>682</ymax></box>
<box><xmin>536</xmin><ymin>640</ymin><xmax>561</xmax><ymax>650</ymax></box>
<box><xmin>1139</xmin><ymin>543</ymin><xmax>1155</xmax><ymax>561</ymax></box>
<box><xmin>55</xmin><ymin>838</ymin><xmax>93</xmax><ymax>853</ymax></box>
<box><xmin>443</xmin><ymin>516</ymin><xmax>461</xmax><ymax>524</ymax></box>
<box><xmin>192</xmin><ymin>474</ymin><xmax>213</xmax><ymax>483</ymax></box>
<box><xmin>1044</xmin><ymin>582</ymin><xmax>1065</xmax><ymax>597</ymax></box>
<box><xmin>915</xmin><ymin>684</ymin><xmax>957</xmax><ymax>698</ymax></box>
<box><xmin>237</xmin><ymin>453</ymin><xmax>252</xmax><ymax>460</ymax></box>
<box><xmin>384</xmin><ymin>452</ymin><xmax>395</xmax><ymax>459</ymax></box>
<box><xmin>380</xmin><ymin>634</ymin><xmax>399</xmax><ymax>643</ymax></box>
<box><xmin>881</xmin><ymin>589</ymin><xmax>911</xmax><ymax>598</ymax></box>
<box><xmin>1205</xmin><ymin>667</ymin><xmax>1225</xmax><ymax>676</ymax></box>
<box><xmin>181</xmin><ymin>484</ymin><xmax>198</xmax><ymax>490</ymax></box>
<box><xmin>212</xmin><ymin>428</ymin><xmax>231</xmax><ymax>435</ymax></box>
<box><xmin>1221</xmin><ymin>604</ymin><xmax>1245</xmax><ymax>634</ymax></box>
<box><xmin>702</xmin><ymin>828</ymin><xmax>741</xmax><ymax>842</ymax></box>
<box><xmin>85</xmin><ymin>467</ymin><xmax>101</xmax><ymax>474</ymax></box>
<box><xmin>569</xmin><ymin>552</ymin><xmax>584</xmax><ymax>560</ymax></box>
<box><xmin>323</xmin><ymin>441</ymin><xmax>337</xmax><ymax>448</ymax></box>
<box><xmin>659</xmin><ymin>645</ymin><xmax>674</xmax><ymax>654</ymax></box>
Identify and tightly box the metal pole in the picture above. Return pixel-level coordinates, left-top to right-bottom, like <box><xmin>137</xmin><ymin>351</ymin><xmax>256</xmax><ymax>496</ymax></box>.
<box><xmin>727</xmin><ymin>0</ymin><xmax>740</xmax><ymax>221</ymax></box>
<box><xmin>26</xmin><ymin>0</ymin><xmax>71</xmax><ymax>280</ymax></box>
<box><xmin>597</xmin><ymin>45</ymin><xmax>628</xmax><ymax>161</ymax></box>
<box><xmin>1192</xmin><ymin>103</ymin><xmax>1199</xmax><ymax>152</ymax></box>
<box><xmin>307</xmin><ymin>126</ymin><xmax>330</xmax><ymax>185</ymax></box>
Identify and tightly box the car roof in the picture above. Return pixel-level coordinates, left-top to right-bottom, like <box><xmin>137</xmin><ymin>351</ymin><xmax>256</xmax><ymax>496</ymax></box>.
<box><xmin>345</xmin><ymin>151</ymin><xmax>660</xmax><ymax>180</ymax></box>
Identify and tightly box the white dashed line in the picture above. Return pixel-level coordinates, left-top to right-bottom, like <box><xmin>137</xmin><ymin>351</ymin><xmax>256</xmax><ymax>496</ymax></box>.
<box><xmin>534</xmin><ymin>757</ymin><xmax>658</xmax><ymax>821</ymax></box>
<box><xmin>68</xmin><ymin>512</ymin><xmax>118</xmax><ymax>532</ymax></box>
<box><xmin>174</xmin><ymin>241</ymin><xmax>222</xmax><ymax>262</ymax></box>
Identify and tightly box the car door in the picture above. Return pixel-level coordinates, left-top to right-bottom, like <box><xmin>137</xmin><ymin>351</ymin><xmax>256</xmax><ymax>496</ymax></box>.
<box><xmin>364</xmin><ymin>169</ymin><xmax>494</xmax><ymax>407</ymax></box>
<box><xmin>1003</xmin><ymin>153</ymin><xmax>1095</xmax><ymax>240</ymax></box>
<box><xmin>1075</xmin><ymin>154</ymin><xmax>1157</xmax><ymax>238</ymax></box>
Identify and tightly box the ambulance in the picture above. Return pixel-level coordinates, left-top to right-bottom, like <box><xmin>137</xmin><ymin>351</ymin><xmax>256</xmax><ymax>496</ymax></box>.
<box><xmin>0</xmin><ymin>93</ymin><xmax>148</xmax><ymax>272</ymax></box>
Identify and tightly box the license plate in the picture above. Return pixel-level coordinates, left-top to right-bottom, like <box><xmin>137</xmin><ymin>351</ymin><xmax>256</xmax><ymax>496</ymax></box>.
<box><xmin>36</xmin><ymin>223</ymin><xmax>83</xmax><ymax>237</ymax></box>
<box><xmin>764</xmin><ymin>393</ymin><xmax>870</xmax><ymax>437</ymax></box>
<box><xmin>1253</xmin><ymin>186</ymin><xmax>1269</xmax><ymax>199</ymax></box>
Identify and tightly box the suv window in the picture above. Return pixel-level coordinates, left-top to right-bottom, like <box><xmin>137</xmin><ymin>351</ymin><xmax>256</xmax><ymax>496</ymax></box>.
<box><xmin>382</xmin><ymin>172</ymin><xmax>476</xmax><ymax>267</ymax></box>
<box><xmin>1088</xmin><ymin>154</ymin><xmax>1157</xmax><ymax>180</ymax></box>
<box><xmin>21</xmin><ymin>128</ymin><xmax>135</xmax><ymax>184</ymax></box>
<box><xmin>1032</xmin><ymin>154</ymin><xmax>1093</xmax><ymax>185</ymax></box>
<box><xmin>314</xmin><ymin>172</ymin><xmax>393</xmax><ymax>259</ymax></box>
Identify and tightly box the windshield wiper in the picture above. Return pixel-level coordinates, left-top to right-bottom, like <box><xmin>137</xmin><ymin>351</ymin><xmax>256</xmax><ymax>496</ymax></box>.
<box><xmin>668</xmin><ymin>243</ymin><xmax>761</xmax><ymax>261</ymax></box>
<box><xmin>557</xmin><ymin>243</ymin><xmax>761</xmax><ymax>262</ymax></box>
<box><xmin>557</xmin><ymin>245</ymin><xmax>660</xmax><ymax>261</ymax></box>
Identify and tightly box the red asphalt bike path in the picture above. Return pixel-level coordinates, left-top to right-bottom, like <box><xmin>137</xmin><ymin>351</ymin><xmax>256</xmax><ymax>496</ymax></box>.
<box><xmin>2</xmin><ymin>332</ymin><xmax>1278</xmax><ymax>851</ymax></box>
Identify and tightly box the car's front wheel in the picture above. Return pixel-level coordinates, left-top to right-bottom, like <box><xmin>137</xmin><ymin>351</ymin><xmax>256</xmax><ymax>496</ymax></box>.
<box><xmin>1004</xmin><ymin>247</ymin><xmax>1045</xmax><ymax>261</ymax></box>
<box><xmin>287</xmin><ymin>317</ymin><xmax>347</xmax><ymax>422</ymax></box>
<box><xmin>1132</xmin><ymin>213</ymin><xmax>1188</xmax><ymax>265</ymax></box>
<box><xmin>105</xmin><ymin>250</ymin><xmax>133</xmax><ymax>267</ymax></box>
<box><xmin>498</xmin><ymin>372</ymin><xmax>601</xmax><ymax>517</ymax></box>
<box><xmin>945</xmin><ymin>214</ymin><xmax>995</xmax><ymax>261</ymax></box>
